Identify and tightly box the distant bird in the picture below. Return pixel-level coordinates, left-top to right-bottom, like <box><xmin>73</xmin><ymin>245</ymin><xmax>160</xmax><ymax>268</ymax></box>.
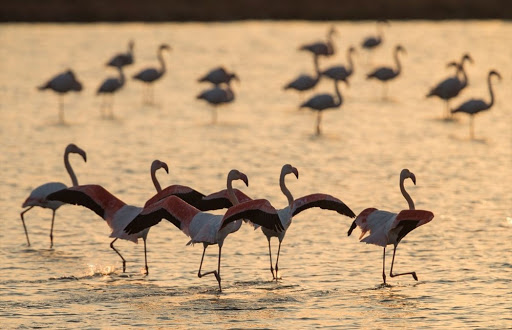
<box><xmin>217</xmin><ymin>164</ymin><xmax>355</xmax><ymax>280</ymax></box>
<box><xmin>299</xmin><ymin>26</ymin><xmax>337</xmax><ymax>57</ymax></box>
<box><xmin>284</xmin><ymin>53</ymin><xmax>321</xmax><ymax>96</ymax></box>
<box><xmin>47</xmin><ymin>160</ymin><xmax>209</xmax><ymax>274</ymax></box>
<box><xmin>20</xmin><ymin>144</ymin><xmax>87</xmax><ymax>248</ymax></box>
<box><xmin>348</xmin><ymin>169</ymin><xmax>434</xmax><ymax>285</ymax></box>
<box><xmin>198</xmin><ymin>67</ymin><xmax>239</xmax><ymax>86</ymax></box>
<box><xmin>97</xmin><ymin>65</ymin><xmax>125</xmax><ymax>119</ymax></box>
<box><xmin>38</xmin><ymin>69</ymin><xmax>83</xmax><ymax>123</ymax></box>
<box><xmin>321</xmin><ymin>46</ymin><xmax>356</xmax><ymax>82</ymax></box>
<box><xmin>366</xmin><ymin>45</ymin><xmax>406</xmax><ymax>99</ymax></box>
<box><xmin>197</xmin><ymin>81</ymin><xmax>235</xmax><ymax>124</ymax></box>
<box><xmin>106</xmin><ymin>40</ymin><xmax>135</xmax><ymax>68</ymax></box>
<box><xmin>124</xmin><ymin>170</ymin><xmax>284</xmax><ymax>291</ymax></box>
<box><xmin>361</xmin><ymin>19</ymin><xmax>390</xmax><ymax>51</ymax></box>
<box><xmin>133</xmin><ymin>44</ymin><xmax>171</xmax><ymax>104</ymax></box>
<box><xmin>451</xmin><ymin>70</ymin><xmax>501</xmax><ymax>139</ymax></box>
<box><xmin>300</xmin><ymin>78</ymin><xmax>346</xmax><ymax>135</ymax></box>
<box><xmin>427</xmin><ymin>53</ymin><xmax>473</xmax><ymax>119</ymax></box>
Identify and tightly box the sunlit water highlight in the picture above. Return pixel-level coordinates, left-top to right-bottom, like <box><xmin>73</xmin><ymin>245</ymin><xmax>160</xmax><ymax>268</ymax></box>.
<box><xmin>0</xmin><ymin>21</ymin><xmax>511</xmax><ymax>328</ymax></box>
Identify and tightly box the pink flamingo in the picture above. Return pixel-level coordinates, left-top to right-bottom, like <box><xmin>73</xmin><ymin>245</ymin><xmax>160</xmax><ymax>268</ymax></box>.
<box><xmin>46</xmin><ymin>160</ymin><xmax>169</xmax><ymax>273</ymax></box>
<box><xmin>20</xmin><ymin>144</ymin><xmax>87</xmax><ymax>248</ymax></box>
<box><xmin>124</xmin><ymin>170</ymin><xmax>283</xmax><ymax>291</ymax></box>
<box><xmin>214</xmin><ymin>164</ymin><xmax>355</xmax><ymax>280</ymax></box>
<box><xmin>347</xmin><ymin>169</ymin><xmax>434</xmax><ymax>284</ymax></box>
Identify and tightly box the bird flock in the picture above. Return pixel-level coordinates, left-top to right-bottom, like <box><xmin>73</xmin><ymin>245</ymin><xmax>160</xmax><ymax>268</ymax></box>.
<box><xmin>21</xmin><ymin>143</ymin><xmax>434</xmax><ymax>291</ymax></box>
<box><xmin>37</xmin><ymin>22</ymin><xmax>501</xmax><ymax>139</ymax></box>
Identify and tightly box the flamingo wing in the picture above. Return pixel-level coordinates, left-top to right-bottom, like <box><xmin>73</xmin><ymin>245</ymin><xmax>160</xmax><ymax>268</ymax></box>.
<box><xmin>198</xmin><ymin>188</ymin><xmax>253</xmax><ymax>211</ymax></box>
<box><xmin>143</xmin><ymin>185</ymin><xmax>205</xmax><ymax>208</ymax></box>
<box><xmin>46</xmin><ymin>184</ymin><xmax>126</xmax><ymax>221</ymax></box>
<box><xmin>124</xmin><ymin>195</ymin><xmax>200</xmax><ymax>235</ymax></box>
<box><xmin>291</xmin><ymin>193</ymin><xmax>356</xmax><ymax>218</ymax></box>
<box><xmin>391</xmin><ymin>209</ymin><xmax>434</xmax><ymax>243</ymax></box>
<box><xmin>220</xmin><ymin>199</ymin><xmax>284</xmax><ymax>232</ymax></box>
<box><xmin>452</xmin><ymin>99</ymin><xmax>488</xmax><ymax>114</ymax></box>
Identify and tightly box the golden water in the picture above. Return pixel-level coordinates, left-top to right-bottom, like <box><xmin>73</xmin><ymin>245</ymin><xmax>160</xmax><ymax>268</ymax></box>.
<box><xmin>1</xmin><ymin>21</ymin><xmax>511</xmax><ymax>328</ymax></box>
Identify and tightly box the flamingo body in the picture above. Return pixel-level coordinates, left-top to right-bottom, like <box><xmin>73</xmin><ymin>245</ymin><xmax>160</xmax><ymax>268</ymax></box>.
<box><xmin>198</xmin><ymin>67</ymin><xmax>239</xmax><ymax>86</ymax></box>
<box><xmin>107</xmin><ymin>41</ymin><xmax>134</xmax><ymax>68</ymax></box>
<box><xmin>97</xmin><ymin>66</ymin><xmax>125</xmax><ymax>95</ymax></box>
<box><xmin>197</xmin><ymin>86</ymin><xmax>234</xmax><ymax>105</ymax></box>
<box><xmin>299</xmin><ymin>26</ymin><xmax>337</xmax><ymax>57</ymax></box>
<box><xmin>367</xmin><ymin>67</ymin><xmax>396</xmax><ymax>81</ymax></box>
<box><xmin>362</xmin><ymin>37</ymin><xmax>381</xmax><ymax>49</ymax></box>
<box><xmin>39</xmin><ymin>70</ymin><xmax>83</xmax><ymax>93</ymax></box>
<box><xmin>284</xmin><ymin>75</ymin><xmax>318</xmax><ymax>91</ymax></box>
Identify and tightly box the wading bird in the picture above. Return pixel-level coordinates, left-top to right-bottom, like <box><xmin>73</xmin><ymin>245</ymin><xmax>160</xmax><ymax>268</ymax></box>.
<box><xmin>361</xmin><ymin>19</ymin><xmax>389</xmax><ymax>51</ymax></box>
<box><xmin>197</xmin><ymin>81</ymin><xmax>235</xmax><ymax>124</ymax></box>
<box><xmin>321</xmin><ymin>46</ymin><xmax>356</xmax><ymax>83</ymax></box>
<box><xmin>97</xmin><ymin>65</ymin><xmax>125</xmax><ymax>119</ymax></box>
<box><xmin>38</xmin><ymin>69</ymin><xmax>83</xmax><ymax>123</ymax></box>
<box><xmin>451</xmin><ymin>70</ymin><xmax>501</xmax><ymax>139</ymax></box>
<box><xmin>133</xmin><ymin>44</ymin><xmax>170</xmax><ymax>104</ymax></box>
<box><xmin>216</xmin><ymin>164</ymin><xmax>355</xmax><ymax>280</ymax></box>
<box><xmin>366</xmin><ymin>45</ymin><xmax>405</xmax><ymax>99</ymax></box>
<box><xmin>20</xmin><ymin>144</ymin><xmax>87</xmax><ymax>248</ymax></box>
<box><xmin>300</xmin><ymin>79</ymin><xmax>346</xmax><ymax>135</ymax></box>
<box><xmin>125</xmin><ymin>170</ymin><xmax>283</xmax><ymax>291</ymax></box>
<box><xmin>347</xmin><ymin>169</ymin><xmax>434</xmax><ymax>285</ymax></box>
<box><xmin>299</xmin><ymin>26</ymin><xmax>337</xmax><ymax>57</ymax></box>
<box><xmin>106</xmin><ymin>40</ymin><xmax>135</xmax><ymax>68</ymax></box>
<box><xmin>284</xmin><ymin>53</ymin><xmax>321</xmax><ymax>97</ymax></box>
<box><xmin>427</xmin><ymin>53</ymin><xmax>473</xmax><ymax>119</ymax></box>
<box><xmin>198</xmin><ymin>67</ymin><xmax>239</xmax><ymax>86</ymax></box>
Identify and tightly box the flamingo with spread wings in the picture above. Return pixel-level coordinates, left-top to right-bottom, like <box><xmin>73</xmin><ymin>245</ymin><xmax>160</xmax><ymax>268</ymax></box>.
<box><xmin>213</xmin><ymin>164</ymin><xmax>355</xmax><ymax>280</ymax></box>
<box><xmin>124</xmin><ymin>170</ymin><xmax>283</xmax><ymax>291</ymax></box>
<box><xmin>347</xmin><ymin>169</ymin><xmax>434</xmax><ymax>285</ymax></box>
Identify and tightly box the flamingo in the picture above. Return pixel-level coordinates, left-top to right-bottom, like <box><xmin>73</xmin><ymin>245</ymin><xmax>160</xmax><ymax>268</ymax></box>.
<box><xmin>20</xmin><ymin>144</ymin><xmax>87</xmax><ymax>248</ymax></box>
<box><xmin>347</xmin><ymin>169</ymin><xmax>434</xmax><ymax>285</ymax></box>
<box><xmin>197</xmin><ymin>81</ymin><xmax>235</xmax><ymax>124</ymax></box>
<box><xmin>46</xmin><ymin>160</ymin><xmax>168</xmax><ymax>273</ymax></box>
<box><xmin>124</xmin><ymin>170</ymin><xmax>283</xmax><ymax>291</ymax></box>
<box><xmin>299</xmin><ymin>26</ymin><xmax>337</xmax><ymax>57</ymax></box>
<box><xmin>214</xmin><ymin>164</ymin><xmax>355</xmax><ymax>280</ymax></box>
<box><xmin>300</xmin><ymin>78</ymin><xmax>346</xmax><ymax>135</ymax></box>
<box><xmin>451</xmin><ymin>70</ymin><xmax>501</xmax><ymax>139</ymax></box>
<box><xmin>132</xmin><ymin>44</ymin><xmax>170</xmax><ymax>104</ymax></box>
<box><xmin>38</xmin><ymin>69</ymin><xmax>83</xmax><ymax>123</ymax></box>
<box><xmin>284</xmin><ymin>53</ymin><xmax>321</xmax><ymax>96</ymax></box>
<box><xmin>366</xmin><ymin>45</ymin><xmax>406</xmax><ymax>99</ymax></box>
<box><xmin>106</xmin><ymin>40</ymin><xmax>134</xmax><ymax>68</ymax></box>
<box><xmin>198</xmin><ymin>67</ymin><xmax>239</xmax><ymax>86</ymax></box>
<box><xmin>97</xmin><ymin>65</ymin><xmax>125</xmax><ymax>119</ymax></box>
<box><xmin>361</xmin><ymin>19</ymin><xmax>389</xmax><ymax>51</ymax></box>
<box><xmin>321</xmin><ymin>46</ymin><xmax>356</xmax><ymax>83</ymax></box>
<box><xmin>427</xmin><ymin>53</ymin><xmax>473</xmax><ymax>119</ymax></box>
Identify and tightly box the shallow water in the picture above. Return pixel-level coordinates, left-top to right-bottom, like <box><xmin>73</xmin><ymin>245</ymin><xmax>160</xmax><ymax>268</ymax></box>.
<box><xmin>1</xmin><ymin>21</ymin><xmax>511</xmax><ymax>328</ymax></box>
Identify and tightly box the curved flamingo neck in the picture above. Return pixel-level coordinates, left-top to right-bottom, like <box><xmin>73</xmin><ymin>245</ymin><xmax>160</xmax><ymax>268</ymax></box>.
<box><xmin>64</xmin><ymin>150</ymin><xmax>79</xmax><ymax>186</ymax></box>
<box><xmin>151</xmin><ymin>166</ymin><xmax>163</xmax><ymax>193</ymax></box>
<box><xmin>346</xmin><ymin>49</ymin><xmax>354</xmax><ymax>75</ymax></box>
<box><xmin>226</xmin><ymin>177</ymin><xmax>239</xmax><ymax>206</ymax></box>
<box><xmin>394</xmin><ymin>49</ymin><xmax>402</xmax><ymax>75</ymax></box>
<box><xmin>400</xmin><ymin>176</ymin><xmax>415</xmax><ymax>210</ymax></box>
<box><xmin>313</xmin><ymin>55</ymin><xmax>321</xmax><ymax>79</ymax></box>
<box><xmin>458</xmin><ymin>64</ymin><xmax>468</xmax><ymax>88</ymax></box>
<box><xmin>334</xmin><ymin>79</ymin><xmax>342</xmax><ymax>106</ymax></box>
<box><xmin>157</xmin><ymin>49</ymin><xmax>166</xmax><ymax>75</ymax></box>
<box><xmin>280</xmin><ymin>173</ymin><xmax>294</xmax><ymax>207</ymax></box>
<box><xmin>118</xmin><ymin>66</ymin><xmax>125</xmax><ymax>85</ymax></box>
<box><xmin>487</xmin><ymin>74</ymin><xmax>496</xmax><ymax>109</ymax></box>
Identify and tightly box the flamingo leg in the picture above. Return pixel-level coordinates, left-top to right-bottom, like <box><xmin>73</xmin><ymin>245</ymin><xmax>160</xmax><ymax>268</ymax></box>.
<box><xmin>267</xmin><ymin>237</ymin><xmax>275</xmax><ymax>279</ymax></box>
<box><xmin>382</xmin><ymin>247</ymin><xmax>387</xmax><ymax>284</ymax></box>
<box><xmin>389</xmin><ymin>244</ymin><xmax>418</xmax><ymax>281</ymax></box>
<box><xmin>143</xmin><ymin>237</ymin><xmax>149</xmax><ymax>275</ymax></box>
<box><xmin>20</xmin><ymin>206</ymin><xmax>33</xmax><ymax>246</ymax></box>
<box><xmin>110</xmin><ymin>238</ymin><xmax>126</xmax><ymax>273</ymax></box>
<box><xmin>316</xmin><ymin>111</ymin><xmax>322</xmax><ymax>135</ymax></box>
<box><xmin>58</xmin><ymin>95</ymin><xmax>64</xmax><ymax>123</ymax></box>
<box><xmin>470</xmin><ymin>115</ymin><xmax>475</xmax><ymax>140</ymax></box>
<box><xmin>197</xmin><ymin>244</ymin><xmax>222</xmax><ymax>292</ymax></box>
<box><xmin>49</xmin><ymin>210</ymin><xmax>56</xmax><ymax>248</ymax></box>
<box><xmin>211</xmin><ymin>106</ymin><xmax>217</xmax><ymax>124</ymax></box>
<box><xmin>274</xmin><ymin>240</ymin><xmax>282</xmax><ymax>280</ymax></box>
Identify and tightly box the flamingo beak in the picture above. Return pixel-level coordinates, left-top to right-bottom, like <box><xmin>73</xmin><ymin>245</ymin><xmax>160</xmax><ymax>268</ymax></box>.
<box><xmin>161</xmin><ymin>162</ymin><xmax>169</xmax><ymax>174</ymax></box>
<box><xmin>410</xmin><ymin>173</ymin><xmax>416</xmax><ymax>185</ymax></box>
<box><xmin>292</xmin><ymin>167</ymin><xmax>299</xmax><ymax>179</ymax></box>
<box><xmin>79</xmin><ymin>150</ymin><xmax>87</xmax><ymax>162</ymax></box>
<box><xmin>241</xmin><ymin>173</ymin><xmax>249</xmax><ymax>187</ymax></box>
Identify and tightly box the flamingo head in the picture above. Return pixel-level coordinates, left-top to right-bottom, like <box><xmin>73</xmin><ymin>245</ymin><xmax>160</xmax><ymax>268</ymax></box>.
<box><xmin>281</xmin><ymin>164</ymin><xmax>299</xmax><ymax>180</ymax></box>
<box><xmin>348</xmin><ymin>46</ymin><xmax>356</xmax><ymax>54</ymax></box>
<box><xmin>160</xmin><ymin>44</ymin><xmax>171</xmax><ymax>52</ymax></box>
<box><xmin>128</xmin><ymin>40</ymin><xmax>135</xmax><ymax>50</ymax></box>
<box><xmin>151</xmin><ymin>160</ymin><xmax>169</xmax><ymax>175</ymax></box>
<box><xmin>400</xmin><ymin>168</ymin><xmax>416</xmax><ymax>185</ymax></box>
<box><xmin>396</xmin><ymin>44</ymin><xmax>406</xmax><ymax>55</ymax></box>
<box><xmin>65</xmin><ymin>143</ymin><xmax>87</xmax><ymax>162</ymax></box>
<box><xmin>461</xmin><ymin>53</ymin><xmax>473</xmax><ymax>65</ymax></box>
<box><xmin>228</xmin><ymin>169</ymin><xmax>249</xmax><ymax>187</ymax></box>
<box><xmin>489</xmin><ymin>70</ymin><xmax>502</xmax><ymax>81</ymax></box>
